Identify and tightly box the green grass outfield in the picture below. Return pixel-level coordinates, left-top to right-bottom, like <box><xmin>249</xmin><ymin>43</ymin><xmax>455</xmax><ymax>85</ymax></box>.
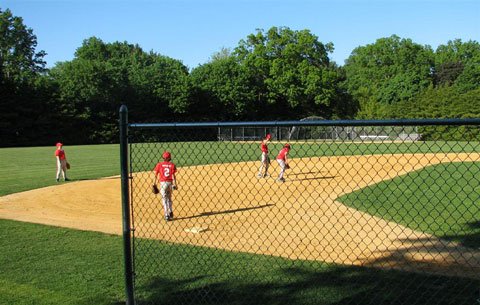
<box><xmin>1</xmin><ymin>142</ymin><xmax>480</xmax><ymax>304</ymax></box>
<box><xmin>2</xmin><ymin>140</ymin><xmax>478</xmax><ymax>195</ymax></box>
<box><xmin>0</xmin><ymin>144</ymin><xmax>120</xmax><ymax>196</ymax></box>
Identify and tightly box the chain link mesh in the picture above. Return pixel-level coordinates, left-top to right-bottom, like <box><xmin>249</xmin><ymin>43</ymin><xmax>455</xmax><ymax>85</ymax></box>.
<box><xmin>127</xmin><ymin>122</ymin><xmax>480</xmax><ymax>305</ymax></box>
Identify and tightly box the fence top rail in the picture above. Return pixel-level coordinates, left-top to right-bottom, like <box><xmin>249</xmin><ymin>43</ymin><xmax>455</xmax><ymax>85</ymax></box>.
<box><xmin>129</xmin><ymin>118</ymin><xmax>480</xmax><ymax>128</ymax></box>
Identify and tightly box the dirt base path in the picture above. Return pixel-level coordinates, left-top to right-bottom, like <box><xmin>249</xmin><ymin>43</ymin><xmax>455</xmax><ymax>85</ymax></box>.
<box><xmin>1</xmin><ymin>153</ymin><xmax>479</xmax><ymax>279</ymax></box>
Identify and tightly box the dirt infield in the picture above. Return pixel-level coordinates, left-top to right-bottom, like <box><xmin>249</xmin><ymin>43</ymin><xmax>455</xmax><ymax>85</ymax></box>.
<box><xmin>1</xmin><ymin>153</ymin><xmax>479</xmax><ymax>279</ymax></box>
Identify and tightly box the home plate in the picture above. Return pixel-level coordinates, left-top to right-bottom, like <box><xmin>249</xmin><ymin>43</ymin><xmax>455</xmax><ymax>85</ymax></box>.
<box><xmin>185</xmin><ymin>226</ymin><xmax>208</xmax><ymax>234</ymax></box>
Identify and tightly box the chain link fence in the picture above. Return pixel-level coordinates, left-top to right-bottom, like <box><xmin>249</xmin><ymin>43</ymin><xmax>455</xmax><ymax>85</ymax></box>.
<box><xmin>218</xmin><ymin>125</ymin><xmax>420</xmax><ymax>141</ymax></box>
<box><xmin>120</xmin><ymin>113</ymin><xmax>480</xmax><ymax>305</ymax></box>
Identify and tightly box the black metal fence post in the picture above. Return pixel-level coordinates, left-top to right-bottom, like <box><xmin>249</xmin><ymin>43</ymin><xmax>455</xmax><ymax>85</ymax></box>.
<box><xmin>119</xmin><ymin>105</ymin><xmax>135</xmax><ymax>305</ymax></box>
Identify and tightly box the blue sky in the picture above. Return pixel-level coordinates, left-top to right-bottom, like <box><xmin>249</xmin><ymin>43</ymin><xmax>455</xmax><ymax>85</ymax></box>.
<box><xmin>3</xmin><ymin>0</ymin><xmax>479</xmax><ymax>69</ymax></box>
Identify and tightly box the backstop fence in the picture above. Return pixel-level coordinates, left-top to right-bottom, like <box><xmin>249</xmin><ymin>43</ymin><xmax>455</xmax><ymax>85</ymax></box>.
<box><xmin>119</xmin><ymin>106</ymin><xmax>480</xmax><ymax>305</ymax></box>
<box><xmin>217</xmin><ymin>125</ymin><xmax>420</xmax><ymax>142</ymax></box>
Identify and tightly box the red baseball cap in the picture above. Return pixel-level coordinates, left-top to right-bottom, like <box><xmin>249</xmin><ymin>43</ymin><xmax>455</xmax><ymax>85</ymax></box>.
<box><xmin>266</xmin><ymin>134</ymin><xmax>272</xmax><ymax>139</ymax></box>
<box><xmin>162</xmin><ymin>151</ymin><xmax>171</xmax><ymax>160</ymax></box>
<box><xmin>56</xmin><ymin>142</ymin><xmax>63</xmax><ymax>147</ymax></box>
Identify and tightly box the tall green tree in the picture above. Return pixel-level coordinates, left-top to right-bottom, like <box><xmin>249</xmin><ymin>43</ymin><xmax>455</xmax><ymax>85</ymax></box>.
<box><xmin>388</xmin><ymin>86</ymin><xmax>480</xmax><ymax>140</ymax></box>
<box><xmin>0</xmin><ymin>8</ymin><xmax>52</xmax><ymax>147</ymax></box>
<box><xmin>189</xmin><ymin>56</ymin><xmax>256</xmax><ymax>120</ymax></box>
<box><xmin>344</xmin><ymin>35</ymin><xmax>434</xmax><ymax>118</ymax></box>
<box><xmin>50</xmin><ymin>37</ymin><xmax>190</xmax><ymax>143</ymax></box>
<box><xmin>234</xmin><ymin>27</ymin><xmax>340</xmax><ymax>119</ymax></box>
<box><xmin>434</xmin><ymin>39</ymin><xmax>480</xmax><ymax>92</ymax></box>
<box><xmin>0</xmin><ymin>8</ymin><xmax>46</xmax><ymax>82</ymax></box>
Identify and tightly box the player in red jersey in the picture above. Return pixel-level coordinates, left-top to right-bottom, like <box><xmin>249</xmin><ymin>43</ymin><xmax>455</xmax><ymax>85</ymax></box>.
<box><xmin>54</xmin><ymin>142</ymin><xmax>69</xmax><ymax>182</ymax></box>
<box><xmin>276</xmin><ymin>143</ymin><xmax>291</xmax><ymax>182</ymax></box>
<box><xmin>257</xmin><ymin>133</ymin><xmax>272</xmax><ymax>178</ymax></box>
<box><xmin>153</xmin><ymin>151</ymin><xmax>178</xmax><ymax>221</ymax></box>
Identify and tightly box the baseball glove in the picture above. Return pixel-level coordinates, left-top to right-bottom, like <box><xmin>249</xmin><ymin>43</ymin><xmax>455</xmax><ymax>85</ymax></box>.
<box><xmin>66</xmin><ymin>162</ymin><xmax>71</xmax><ymax>170</ymax></box>
<box><xmin>152</xmin><ymin>184</ymin><xmax>159</xmax><ymax>194</ymax></box>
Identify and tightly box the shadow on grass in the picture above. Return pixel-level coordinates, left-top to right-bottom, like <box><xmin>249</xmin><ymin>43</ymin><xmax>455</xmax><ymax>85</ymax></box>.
<box><xmin>443</xmin><ymin>234</ymin><xmax>480</xmax><ymax>249</ymax></box>
<box><xmin>356</xmin><ymin>235</ymin><xmax>480</xmax><ymax>281</ymax></box>
<box><xmin>135</xmin><ymin>266</ymin><xmax>480</xmax><ymax>305</ymax></box>
<box><xmin>468</xmin><ymin>220</ymin><xmax>480</xmax><ymax>229</ymax></box>
<box><xmin>440</xmin><ymin>220</ymin><xmax>480</xmax><ymax>249</ymax></box>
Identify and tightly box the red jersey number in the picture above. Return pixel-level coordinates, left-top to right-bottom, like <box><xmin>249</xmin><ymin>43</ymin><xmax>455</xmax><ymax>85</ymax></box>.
<box><xmin>155</xmin><ymin>162</ymin><xmax>176</xmax><ymax>182</ymax></box>
<box><xmin>163</xmin><ymin>167</ymin><xmax>171</xmax><ymax>178</ymax></box>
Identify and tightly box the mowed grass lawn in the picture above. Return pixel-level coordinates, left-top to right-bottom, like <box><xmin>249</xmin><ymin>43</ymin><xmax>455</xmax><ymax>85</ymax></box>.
<box><xmin>1</xmin><ymin>219</ymin><xmax>478</xmax><ymax>305</ymax></box>
<box><xmin>0</xmin><ymin>144</ymin><xmax>120</xmax><ymax>196</ymax></box>
<box><xmin>338</xmin><ymin>162</ymin><xmax>480</xmax><ymax>248</ymax></box>
<box><xmin>1</xmin><ymin>141</ymin><xmax>480</xmax><ymax>304</ymax></box>
<box><xmin>0</xmin><ymin>141</ymin><xmax>477</xmax><ymax>195</ymax></box>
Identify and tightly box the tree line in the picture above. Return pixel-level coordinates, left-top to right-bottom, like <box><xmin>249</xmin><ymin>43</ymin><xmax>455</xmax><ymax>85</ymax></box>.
<box><xmin>1</xmin><ymin>8</ymin><xmax>479</xmax><ymax>147</ymax></box>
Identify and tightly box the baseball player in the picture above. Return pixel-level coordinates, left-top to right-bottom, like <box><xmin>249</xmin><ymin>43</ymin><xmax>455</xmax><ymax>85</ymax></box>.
<box><xmin>257</xmin><ymin>133</ymin><xmax>272</xmax><ymax>178</ymax></box>
<box><xmin>54</xmin><ymin>142</ymin><xmax>69</xmax><ymax>182</ymax></box>
<box><xmin>153</xmin><ymin>151</ymin><xmax>178</xmax><ymax>221</ymax></box>
<box><xmin>276</xmin><ymin>143</ymin><xmax>291</xmax><ymax>182</ymax></box>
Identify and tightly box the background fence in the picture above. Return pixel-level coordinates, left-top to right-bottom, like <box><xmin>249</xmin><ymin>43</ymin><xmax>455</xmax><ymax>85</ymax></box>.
<box><xmin>217</xmin><ymin>125</ymin><xmax>420</xmax><ymax>141</ymax></box>
<box><xmin>120</xmin><ymin>110</ymin><xmax>480</xmax><ymax>305</ymax></box>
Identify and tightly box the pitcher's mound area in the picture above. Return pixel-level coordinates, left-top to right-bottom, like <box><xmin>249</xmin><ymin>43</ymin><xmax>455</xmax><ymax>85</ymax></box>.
<box><xmin>1</xmin><ymin>153</ymin><xmax>479</xmax><ymax>279</ymax></box>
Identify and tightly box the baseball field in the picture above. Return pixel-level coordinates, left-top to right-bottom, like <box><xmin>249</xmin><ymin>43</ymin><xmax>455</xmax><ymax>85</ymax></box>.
<box><xmin>1</xmin><ymin>141</ymin><xmax>480</xmax><ymax>304</ymax></box>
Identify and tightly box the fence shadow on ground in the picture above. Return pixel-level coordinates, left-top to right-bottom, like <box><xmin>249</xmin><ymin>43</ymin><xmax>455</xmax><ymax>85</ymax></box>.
<box><xmin>360</xmin><ymin>235</ymin><xmax>480</xmax><ymax>280</ymax></box>
<box><xmin>135</xmin><ymin>265</ymin><xmax>479</xmax><ymax>305</ymax></box>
